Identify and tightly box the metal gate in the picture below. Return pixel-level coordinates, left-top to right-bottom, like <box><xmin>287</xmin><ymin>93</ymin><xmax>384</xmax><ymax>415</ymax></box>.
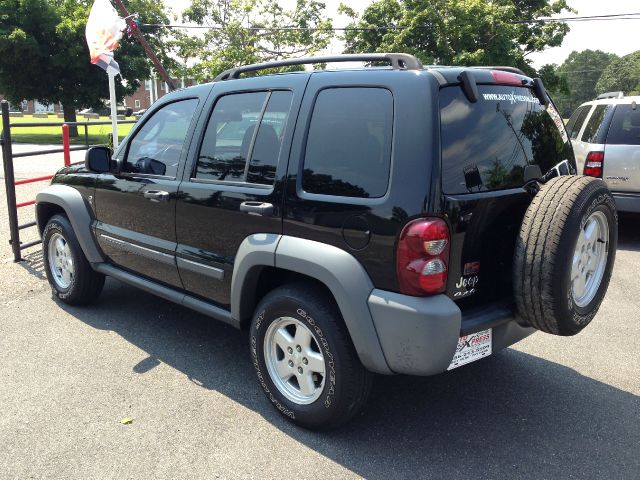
<box><xmin>1</xmin><ymin>100</ymin><xmax>135</xmax><ymax>262</ymax></box>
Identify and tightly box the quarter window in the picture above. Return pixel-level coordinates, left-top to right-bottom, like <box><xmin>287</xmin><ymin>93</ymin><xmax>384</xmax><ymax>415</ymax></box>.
<box><xmin>196</xmin><ymin>91</ymin><xmax>292</xmax><ymax>185</ymax></box>
<box><xmin>302</xmin><ymin>88</ymin><xmax>393</xmax><ymax>198</ymax></box>
<box><xmin>124</xmin><ymin>99</ymin><xmax>198</xmax><ymax>177</ymax></box>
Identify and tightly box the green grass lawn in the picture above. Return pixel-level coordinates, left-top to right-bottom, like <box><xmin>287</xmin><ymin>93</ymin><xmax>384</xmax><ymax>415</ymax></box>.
<box><xmin>9</xmin><ymin>115</ymin><xmax>136</xmax><ymax>145</ymax></box>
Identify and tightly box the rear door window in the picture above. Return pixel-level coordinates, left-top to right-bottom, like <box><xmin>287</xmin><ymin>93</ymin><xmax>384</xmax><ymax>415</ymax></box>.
<box><xmin>566</xmin><ymin>105</ymin><xmax>591</xmax><ymax>140</ymax></box>
<box><xmin>196</xmin><ymin>92</ymin><xmax>267</xmax><ymax>182</ymax></box>
<box><xmin>581</xmin><ymin>104</ymin><xmax>611</xmax><ymax>143</ymax></box>
<box><xmin>195</xmin><ymin>91</ymin><xmax>293</xmax><ymax>184</ymax></box>
<box><xmin>247</xmin><ymin>91</ymin><xmax>293</xmax><ymax>185</ymax></box>
<box><xmin>605</xmin><ymin>105</ymin><xmax>640</xmax><ymax>145</ymax></box>
<box><xmin>440</xmin><ymin>86</ymin><xmax>573</xmax><ymax>194</ymax></box>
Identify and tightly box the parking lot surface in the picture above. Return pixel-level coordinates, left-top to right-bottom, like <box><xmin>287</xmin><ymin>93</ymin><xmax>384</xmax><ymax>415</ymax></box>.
<box><xmin>1</xmin><ymin>148</ymin><xmax>639</xmax><ymax>479</ymax></box>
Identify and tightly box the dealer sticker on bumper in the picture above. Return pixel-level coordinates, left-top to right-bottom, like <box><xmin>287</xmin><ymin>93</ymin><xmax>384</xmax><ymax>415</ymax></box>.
<box><xmin>447</xmin><ymin>329</ymin><xmax>492</xmax><ymax>370</ymax></box>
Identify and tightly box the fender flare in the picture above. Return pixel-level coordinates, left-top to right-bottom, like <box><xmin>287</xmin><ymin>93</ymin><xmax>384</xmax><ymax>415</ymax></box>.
<box><xmin>36</xmin><ymin>185</ymin><xmax>104</xmax><ymax>264</ymax></box>
<box><xmin>231</xmin><ymin>234</ymin><xmax>392</xmax><ymax>375</ymax></box>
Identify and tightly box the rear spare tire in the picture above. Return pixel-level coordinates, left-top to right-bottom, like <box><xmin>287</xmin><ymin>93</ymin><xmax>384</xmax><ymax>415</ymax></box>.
<box><xmin>514</xmin><ymin>176</ymin><xmax>617</xmax><ymax>336</ymax></box>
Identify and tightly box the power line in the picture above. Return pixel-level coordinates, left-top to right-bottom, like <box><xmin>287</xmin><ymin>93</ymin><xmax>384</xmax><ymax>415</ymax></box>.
<box><xmin>139</xmin><ymin>13</ymin><xmax>640</xmax><ymax>32</ymax></box>
<box><xmin>514</xmin><ymin>12</ymin><xmax>640</xmax><ymax>24</ymax></box>
<box><xmin>140</xmin><ymin>24</ymin><xmax>409</xmax><ymax>31</ymax></box>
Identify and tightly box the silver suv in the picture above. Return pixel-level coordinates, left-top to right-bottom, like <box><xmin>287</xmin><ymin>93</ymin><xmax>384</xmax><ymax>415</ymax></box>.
<box><xmin>567</xmin><ymin>92</ymin><xmax>640</xmax><ymax>213</ymax></box>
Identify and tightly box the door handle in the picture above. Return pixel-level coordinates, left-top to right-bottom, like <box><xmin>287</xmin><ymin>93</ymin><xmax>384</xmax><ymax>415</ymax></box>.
<box><xmin>239</xmin><ymin>201</ymin><xmax>274</xmax><ymax>216</ymax></box>
<box><xmin>143</xmin><ymin>190</ymin><xmax>170</xmax><ymax>202</ymax></box>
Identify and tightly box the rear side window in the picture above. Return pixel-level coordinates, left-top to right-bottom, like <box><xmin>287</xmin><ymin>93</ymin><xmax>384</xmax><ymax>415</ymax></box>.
<box><xmin>195</xmin><ymin>91</ymin><xmax>292</xmax><ymax>184</ymax></box>
<box><xmin>566</xmin><ymin>105</ymin><xmax>591</xmax><ymax>140</ymax></box>
<box><xmin>302</xmin><ymin>88</ymin><xmax>393</xmax><ymax>198</ymax></box>
<box><xmin>440</xmin><ymin>86</ymin><xmax>573</xmax><ymax>194</ymax></box>
<box><xmin>581</xmin><ymin>105</ymin><xmax>610</xmax><ymax>143</ymax></box>
<box><xmin>605</xmin><ymin>105</ymin><xmax>640</xmax><ymax>145</ymax></box>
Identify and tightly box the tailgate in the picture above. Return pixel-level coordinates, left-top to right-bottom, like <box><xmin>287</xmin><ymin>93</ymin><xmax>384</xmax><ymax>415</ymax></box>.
<box><xmin>602</xmin><ymin>104</ymin><xmax>640</xmax><ymax>193</ymax></box>
<box><xmin>603</xmin><ymin>144</ymin><xmax>640</xmax><ymax>192</ymax></box>
<box><xmin>438</xmin><ymin>83</ymin><xmax>575</xmax><ymax>309</ymax></box>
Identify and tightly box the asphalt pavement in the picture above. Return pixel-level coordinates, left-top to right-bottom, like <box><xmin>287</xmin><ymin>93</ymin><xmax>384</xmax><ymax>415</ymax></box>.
<box><xmin>1</xmin><ymin>147</ymin><xmax>638</xmax><ymax>479</ymax></box>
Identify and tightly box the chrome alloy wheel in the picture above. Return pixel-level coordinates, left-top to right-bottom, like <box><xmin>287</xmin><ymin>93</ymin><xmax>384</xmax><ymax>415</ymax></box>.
<box><xmin>263</xmin><ymin>316</ymin><xmax>326</xmax><ymax>405</ymax></box>
<box><xmin>571</xmin><ymin>211</ymin><xmax>609</xmax><ymax>308</ymax></box>
<box><xmin>47</xmin><ymin>232</ymin><xmax>74</xmax><ymax>289</ymax></box>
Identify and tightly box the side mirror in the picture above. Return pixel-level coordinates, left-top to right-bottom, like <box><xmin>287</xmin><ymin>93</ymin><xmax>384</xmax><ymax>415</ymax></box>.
<box><xmin>85</xmin><ymin>146</ymin><xmax>112</xmax><ymax>173</ymax></box>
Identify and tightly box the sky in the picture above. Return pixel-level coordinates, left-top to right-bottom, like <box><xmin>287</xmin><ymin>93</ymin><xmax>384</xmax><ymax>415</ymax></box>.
<box><xmin>169</xmin><ymin>0</ymin><xmax>640</xmax><ymax>68</ymax></box>
<box><xmin>528</xmin><ymin>0</ymin><xmax>640</xmax><ymax>67</ymax></box>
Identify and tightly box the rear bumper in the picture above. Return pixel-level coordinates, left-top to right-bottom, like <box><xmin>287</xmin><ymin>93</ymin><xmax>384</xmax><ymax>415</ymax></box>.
<box><xmin>612</xmin><ymin>192</ymin><xmax>640</xmax><ymax>213</ymax></box>
<box><xmin>367</xmin><ymin>290</ymin><xmax>535</xmax><ymax>375</ymax></box>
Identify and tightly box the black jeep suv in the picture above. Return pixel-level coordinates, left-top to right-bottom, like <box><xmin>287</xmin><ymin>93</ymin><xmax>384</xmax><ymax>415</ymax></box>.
<box><xmin>36</xmin><ymin>54</ymin><xmax>618</xmax><ymax>429</ymax></box>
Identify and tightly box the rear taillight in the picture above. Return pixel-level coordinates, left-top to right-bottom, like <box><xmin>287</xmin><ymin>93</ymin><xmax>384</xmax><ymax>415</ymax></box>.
<box><xmin>396</xmin><ymin>218</ymin><xmax>450</xmax><ymax>296</ymax></box>
<box><xmin>584</xmin><ymin>151</ymin><xmax>604</xmax><ymax>178</ymax></box>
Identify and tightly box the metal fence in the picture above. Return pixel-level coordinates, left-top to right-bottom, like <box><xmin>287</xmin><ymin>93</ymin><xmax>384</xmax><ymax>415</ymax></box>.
<box><xmin>0</xmin><ymin>100</ymin><xmax>135</xmax><ymax>262</ymax></box>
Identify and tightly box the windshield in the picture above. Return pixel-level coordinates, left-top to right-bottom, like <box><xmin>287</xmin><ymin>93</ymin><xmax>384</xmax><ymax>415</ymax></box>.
<box><xmin>440</xmin><ymin>85</ymin><xmax>574</xmax><ymax>194</ymax></box>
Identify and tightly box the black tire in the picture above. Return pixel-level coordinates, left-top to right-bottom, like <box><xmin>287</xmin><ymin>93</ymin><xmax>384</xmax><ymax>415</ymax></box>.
<box><xmin>514</xmin><ymin>176</ymin><xmax>618</xmax><ymax>336</ymax></box>
<box><xmin>249</xmin><ymin>283</ymin><xmax>373</xmax><ymax>430</ymax></box>
<box><xmin>42</xmin><ymin>214</ymin><xmax>105</xmax><ymax>305</ymax></box>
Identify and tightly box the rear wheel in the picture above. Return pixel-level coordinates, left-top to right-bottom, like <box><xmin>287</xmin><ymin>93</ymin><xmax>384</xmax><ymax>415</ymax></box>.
<box><xmin>250</xmin><ymin>283</ymin><xmax>372</xmax><ymax>430</ymax></box>
<box><xmin>514</xmin><ymin>176</ymin><xmax>618</xmax><ymax>335</ymax></box>
<box><xmin>43</xmin><ymin>214</ymin><xmax>105</xmax><ymax>305</ymax></box>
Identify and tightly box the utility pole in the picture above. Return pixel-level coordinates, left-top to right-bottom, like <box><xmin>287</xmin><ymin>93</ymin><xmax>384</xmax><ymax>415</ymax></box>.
<box><xmin>112</xmin><ymin>0</ymin><xmax>178</xmax><ymax>91</ymax></box>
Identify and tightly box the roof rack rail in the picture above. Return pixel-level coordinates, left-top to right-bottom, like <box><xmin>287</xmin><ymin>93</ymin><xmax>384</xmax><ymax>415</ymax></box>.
<box><xmin>596</xmin><ymin>91</ymin><xmax>624</xmax><ymax>100</ymax></box>
<box><xmin>213</xmin><ymin>53</ymin><xmax>424</xmax><ymax>81</ymax></box>
<box><xmin>469</xmin><ymin>66</ymin><xmax>526</xmax><ymax>76</ymax></box>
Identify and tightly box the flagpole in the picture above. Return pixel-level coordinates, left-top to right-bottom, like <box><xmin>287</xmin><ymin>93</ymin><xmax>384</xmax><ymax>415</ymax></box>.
<box><xmin>108</xmin><ymin>70</ymin><xmax>118</xmax><ymax>149</ymax></box>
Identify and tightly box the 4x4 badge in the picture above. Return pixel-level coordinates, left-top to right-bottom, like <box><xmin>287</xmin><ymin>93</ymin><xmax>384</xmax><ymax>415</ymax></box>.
<box><xmin>463</xmin><ymin>261</ymin><xmax>480</xmax><ymax>276</ymax></box>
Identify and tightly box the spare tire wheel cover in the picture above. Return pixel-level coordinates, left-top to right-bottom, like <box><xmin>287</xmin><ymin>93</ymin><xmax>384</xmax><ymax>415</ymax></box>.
<box><xmin>513</xmin><ymin>176</ymin><xmax>618</xmax><ymax>336</ymax></box>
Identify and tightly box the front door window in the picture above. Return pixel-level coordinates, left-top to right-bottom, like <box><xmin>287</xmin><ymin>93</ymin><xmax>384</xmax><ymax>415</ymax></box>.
<box><xmin>124</xmin><ymin>99</ymin><xmax>198</xmax><ymax>177</ymax></box>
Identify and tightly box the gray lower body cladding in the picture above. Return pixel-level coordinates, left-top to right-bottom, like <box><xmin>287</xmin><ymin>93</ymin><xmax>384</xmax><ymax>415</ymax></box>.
<box><xmin>368</xmin><ymin>290</ymin><xmax>534</xmax><ymax>375</ymax></box>
<box><xmin>612</xmin><ymin>192</ymin><xmax>640</xmax><ymax>213</ymax></box>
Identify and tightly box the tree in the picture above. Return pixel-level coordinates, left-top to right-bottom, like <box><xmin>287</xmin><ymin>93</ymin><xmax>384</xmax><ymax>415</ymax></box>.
<box><xmin>596</xmin><ymin>51</ymin><xmax>640</xmax><ymax>97</ymax></box>
<box><xmin>175</xmin><ymin>0</ymin><xmax>334</xmax><ymax>81</ymax></box>
<box><xmin>537</xmin><ymin>63</ymin><xmax>568</xmax><ymax>96</ymax></box>
<box><xmin>0</xmin><ymin>0</ymin><xmax>174</xmax><ymax>135</ymax></box>
<box><xmin>340</xmin><ymin>0</ymin><xmax>572</xmax><ymax>75</ymax></box>
<box><xmin>549</xmin><ymin>49</ymin><xmax>619</xmax><ymax>117</ymax></box>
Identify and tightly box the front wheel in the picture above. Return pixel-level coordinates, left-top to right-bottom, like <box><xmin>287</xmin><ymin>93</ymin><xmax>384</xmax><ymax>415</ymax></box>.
<box><xmin>43</xmin><ymin>214</ymin><xmax>105</xmax><ymax>305</ymax></box>
<box><xmin>250</xmin><ymin>284</ymin><xmax>372</xmax><ymax>430</ymax></box>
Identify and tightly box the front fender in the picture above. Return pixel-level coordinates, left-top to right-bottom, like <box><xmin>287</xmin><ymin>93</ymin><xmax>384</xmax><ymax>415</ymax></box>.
<box><xmin>36</xmin><ymin>184</ymin><xmax>104</xmax><ymax>264</ymax></box>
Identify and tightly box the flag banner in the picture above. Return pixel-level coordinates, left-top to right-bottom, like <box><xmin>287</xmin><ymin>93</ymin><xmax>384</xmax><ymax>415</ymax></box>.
<box><xmin>85</xmin><ymin>0</ymin><xmax>126</xmax><ymax>75</ymax></box>
<box><xmin>94</xmin><ymin>52</ymin><xmax>120</xmax><ymax>76</ymax></box>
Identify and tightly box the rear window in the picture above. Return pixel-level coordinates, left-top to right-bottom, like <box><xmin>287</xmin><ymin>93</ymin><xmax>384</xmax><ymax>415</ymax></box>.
<box><xmin>566</xmin><ymin>105</ymin><xmax>591</xmax><ymax>140</ymax></box>
<box><xmin>581</xmin><ymin>104</ymin><xmax>611</xmax><ymax>143</ymax></box>
<box><xmin>440</xmin><ymin>86</ymin><xmax>573</xmax><ymax>194</ymax></box>
<box><xmin>605</xmin><ymin>104</ymin><xmax>640</xmax><ymax>145</ymax></box>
